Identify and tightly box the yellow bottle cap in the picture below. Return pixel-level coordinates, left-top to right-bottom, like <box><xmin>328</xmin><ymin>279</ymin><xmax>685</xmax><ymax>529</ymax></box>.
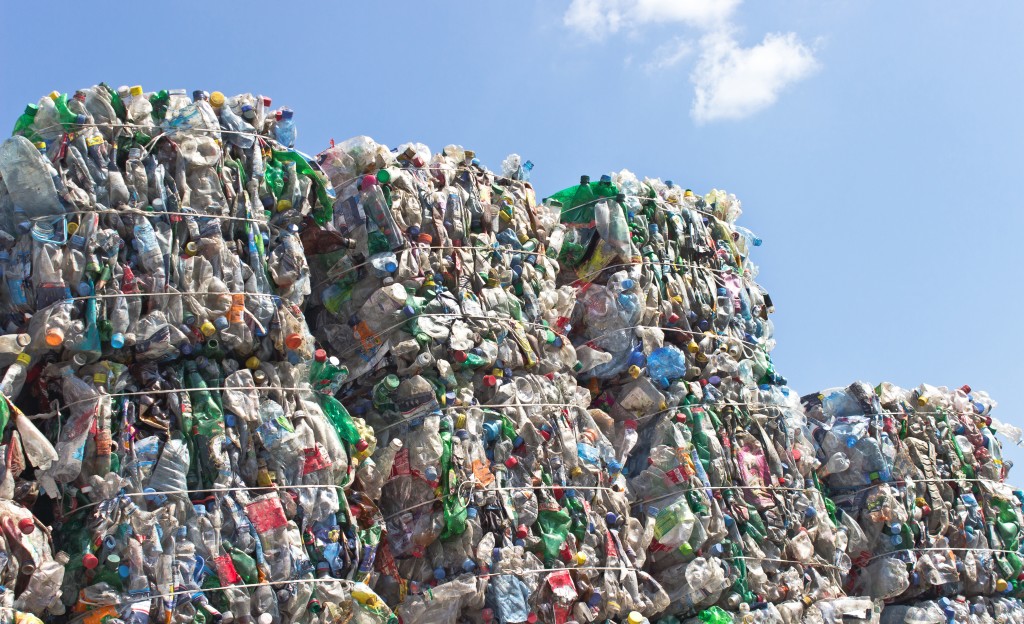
<box><xmin>93</xmin><ymin>373</ymin><xmax>107</xmax><ymax>384</ymax></box>
<box><xmin>209</xmin><ymin>91</ymin><xmax>225</xmax><ymax>108</ymax></box>
<box><xmin>628</xmin><ymin>612</ymin><xmax>644</xmax><ymax>624</ymax></box>
<box><xmin>67</xmin><ymin>221</ymin><xmax>79</xmax><ymax>236</ymax></box>
<box><xmin>245</xmin><ymin>356</ymin><xmax>261</xmax><ymax>370</ymax></box>
<box><xmin>200</xmin><ymin>321</ymin><xmax>217</xmax><ymax>337</ymax></box>
<box><xmin>49</xmin><ymin>91</ymin><xmax>60</xmax><ymax>101</ymax></box>
<box><xmin>996</xmin><ymin>579</ymin><xmax>1008</xmax><ymax>592</ymax></box>
<box><xmin>628</xmin><ymin>365</ymin><xmax>642</xmax><ymax>379</ymax></box>
<box><xmin>185</xmin><ymin>242</ymin><xmax>198</xmax><ymax>256</ymax></box>
<box><xmin>16</xmin><ymin>352</ymin><xmax>31</xmax><ymax>365</ymax></box>
<box><xmin>34</xmin><ymin>141</ymin><xmax>47</xmax><ymax>150</ymax></box>
<box><xmin>575</xmin><ymin>552</ymin><xmax>588</xmax><ymax>565</ymax></box>
<box><xmin>129</xmin><ymin>85</ymin><xmax>144</xmax><ymax>97</ymax></box>
<box><xmin>276</xmin><ymin>199</ymin><xmax>293</xmax><ymax>212</ymax></box>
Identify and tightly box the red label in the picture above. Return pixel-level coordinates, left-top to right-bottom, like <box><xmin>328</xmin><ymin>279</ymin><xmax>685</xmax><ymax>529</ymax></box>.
<box><xmin>392</xmin><ymin>447</ymin><xmax>411</xmax><ymax>478</ymax></box>
<box><xmin>245</xmin><ymin>496</ymin><xmax>288</xmax><ymax>533</ymax></box>
<box><xmin>302</xmin><ymin>446</ymin><xmax>333</xmax><ymax>475</ymax></box>
<box><xmin>213</xmin><ymin>554</ymin><xmax>240</xmax><ymax>584</ymax></box>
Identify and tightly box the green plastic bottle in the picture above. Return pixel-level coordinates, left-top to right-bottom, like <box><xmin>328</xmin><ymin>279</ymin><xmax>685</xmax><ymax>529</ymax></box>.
<box><xmin>11</xmin><ymin>103</ymin><xmax>40</xmax><ymax>142</ymax></box>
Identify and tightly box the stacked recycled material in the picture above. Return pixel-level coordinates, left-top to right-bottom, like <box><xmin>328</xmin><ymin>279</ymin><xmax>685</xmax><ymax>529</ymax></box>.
<box><xmin>804</xmin><ymin>382</ymin><xmax>1024</xmax><ymax>623</ymax></box>
<box><xmin>0</xmin><ymin>84</ymin><xmax>1022</xmax><ymax>624</ymax></box>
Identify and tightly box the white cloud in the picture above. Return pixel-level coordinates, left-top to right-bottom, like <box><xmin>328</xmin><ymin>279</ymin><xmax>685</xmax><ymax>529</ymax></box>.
<box><xmin>643</xmin><ymin>38</ymin><xmax>694</xmax><ymax>73</ymax></box>
<box><xmin>564</xmin><ymin>0</ymin><xmax>739</xmax><ymax>39</ymax></box>
<box><xmin>563</xmin><ymin>0</ymin><xmax>821</xmax><ymax>123</ymax></box>
<box><xmin>690</xmin><ymin>30</ymin><xmax>820</xmax><ymax>123</ymax></box>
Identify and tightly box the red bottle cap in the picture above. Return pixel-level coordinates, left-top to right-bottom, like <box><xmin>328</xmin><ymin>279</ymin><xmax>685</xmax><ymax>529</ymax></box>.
<box><xmin>285</xmin><ymin>333</ymin><xmax>303</xmax><ymax>350</ymax></box>
<box><xmin>315</xmin><ymin>349</ymin><xmax>327</xmax><ymax>362</ymax></box>
<box><xmin>516</xmin><ymin>524</ymin><xmax>528</xmax><ymax>539</ymax></box>
<box><xmin>355</xmin><ymin>440</ymin><xmax>369</xmax><ymax>452</ymax></box>
<box><xmin>960</xmin><ymin>385</ymin><xmax>972</xmax><ymax>394</ymax></box>
<box><xmin>505</xmin><ymin>456</ymin><xmax>519</xmax><ymax>469</ymax></box>
<box><xmin>668</xmin><ymin>313</ymin><xmax>680</xmax><ymax>324</ymax></box>
<box><xmin>452</xmin><ymin>350</ymin><xmax>467</xmax><ymax>363</ymax></box>
<box><xmin>83</xmin><ymin>553</ymin><xmax>99</xmax><ymax>569</ymax></box>
<box><xmin>18</xmin><ymin>518</ymin><xmax>34</xmax><ymax>534</ymax></box>
<box><xmin>484</xmin><ymin>375</ymin><xmax>497</xmax><ymax>387</ymax></box>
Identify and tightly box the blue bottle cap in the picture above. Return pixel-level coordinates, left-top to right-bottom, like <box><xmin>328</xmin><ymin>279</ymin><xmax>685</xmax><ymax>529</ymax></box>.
<box><xmin>111</xmin><ymin>333</ymin><xmax>125</xmax><ymax>349</ymax></box>
<box><xmin>665</xmin><ymin>180</ymin><xmax>674</xmax><ymax>188</ymax></box>
<box><xmin>588</xmin><ymin>591</ymin><xmax>602</xmax><ymax>607</ymax></box>
<box><xmin>467</xmin><ymin>506</ymin><xmax>478</xmax><ymax>519</ymax></box>
<box><xmin>425</xmin><ymin>466</ymin><xmax>438</xmax><ymax>481</ymax></box>
<box><xmin>280</xmin><ymin>109</ymin><xmax>294</xmax><ymax>120</ymax></box>
<box><xmin>514</xmin><ymin>538</ymin><xmax>525</xmax><ymax>547</ymax></box>
<box><xmin>214</xmin><ymin>316</ymin><xmax>229</xmax><ymax>331</ymax></box>
<box><xmin>804</xmin><ymin>506</ymin><xmax>816</xmax><ymax>518</ymax></box>
<box><xmin>462</xmin><ymin>558</ymin><xmax>476</xmax><ymax>572</ymax></box>
<box><xmin>697</xmin><ymin>320</ymin><xmax>709</xmax><ymax>331</ymax></box>
<box><xmin>605</xmin><ymin>512</ymin><xmax>617</xmax><ymax>526</ymax></box>
<box><xmin>385</xmin><ymin>261</ymin><xmax>397</xmax><ymax>273</ymax></box>
<box><xmin>717</xmin><ymin>287</ymin><xmax>728</xmax><ymax>296</ymax></box>
<box><xmin>225</xmin><ymin>413</ymin><xmax>237</xmax><ymax>427</ymax></box>
<box><xmin>118</xmin><ymin>564</ymin><xmax>131</xmax><ymax>578</ymax></box>
<box><xmin>600</xmin><ymin>174</ymin><xmax>612</xmax><ymax>184</ymax></box>
<box><xmin>621</xmin><ymin>279</ymin><xmax>634</xmax><ymax>290</ymax></box>
<box><xmin>513</xmin><ymin>436</ymin><xmax>524</xmax><ymax>448</ymax></box>
<box><xmin>433</xmin><ymin>567</ymin><xmax>446</xmax><ymax>580</ymax></box>
<box><xmin>180</xmin><ymin>343</ymin><xmax>193</xmax><ymax>356</ymax></box>
<box><xmin>492</xmin><ymin>548</ymin><xmax>501</xmax><ymax>561</ymax></box>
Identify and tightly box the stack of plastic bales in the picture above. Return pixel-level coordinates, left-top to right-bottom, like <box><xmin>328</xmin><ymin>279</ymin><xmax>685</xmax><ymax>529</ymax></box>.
<box><xmin>804</xmin><ymin>382</ymin><xmax>1024</xmax><ymax>623</ymax></box>
<box><xmin>2</xmin><ymin>83</ymin><xmax>1024</xmax><ymax>624</ymax></box>
<box><xmin>546</xmin><ymin>174</ymin><xmax>864</xmax><ymax>623</ymax></box>
<box><xmin>0</xmin><ymin>85</ymin><xmax>394</xmax><ymax>624</ymax></box>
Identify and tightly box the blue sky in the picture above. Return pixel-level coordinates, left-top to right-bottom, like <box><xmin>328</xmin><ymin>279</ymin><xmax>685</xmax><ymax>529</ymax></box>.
<box><xmin>2</xmin><ymin>1</ymin><xmax>1023</xmax><ymax>476</ymax></box>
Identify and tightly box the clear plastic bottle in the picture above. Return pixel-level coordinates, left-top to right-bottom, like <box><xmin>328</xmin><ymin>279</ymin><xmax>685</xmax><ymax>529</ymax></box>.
<box><xmin>0</xmin><ymin>136</ymin><xmax>64</xmax><ymax>219</ymax></box>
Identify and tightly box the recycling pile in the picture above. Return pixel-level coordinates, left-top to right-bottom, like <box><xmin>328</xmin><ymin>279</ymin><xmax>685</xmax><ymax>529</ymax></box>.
<box><xmin>0</xmin><ymin>84</ymin><xmax>1022</xmax><ymax>624</ymax></box>
<box><xmin>803</xmin><ymin>382</ymin><xmax>1024</xmax><ymax>623</ymax></box>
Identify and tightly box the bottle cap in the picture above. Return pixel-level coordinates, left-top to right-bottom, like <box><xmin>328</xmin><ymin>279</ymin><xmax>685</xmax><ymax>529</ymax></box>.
<box><xmin>200</xmin><ymin>321</ymin><xmax>217</xmax><ymax>337</ymax></box>
<box><xmin>258</xmin><ymin>614</ymin><xmax>274</xmax><ymax>624</ymax></box>
<box><xmin>83</xmin><ymin>553</ymin><xmax>99</xmax><ymax>569</ymax></box>
<box><xmin>214</xmin><ymin>316</ymin><xmax>230</xmax><ymax>331</ymax></box>
<box><xmin>246</xmin><ymin>356</ymin><xmax>261</xmax><ymax>370</ymax></box>
<box><xmin>280</xmin><ymin>108</ymin><xmax>294</xmax><ymax>120</ymax></box>
<box><xmin>45</xmin><ymin>327</ymin><xmax>64</xmax><ymax>347</ymax></box>
<box><xmin>110</xmin><ymin>333</ymin><xmax>125</xmax><ymax>349</ymax></box>
<box><xmin>129</xmin><ymin>85</ymin><xmax>144</xmax><ymax>97</ymax></box>
<box><xmin>516</xmin><ymin>524</ymin><xmax>528</xmax><ymax>539</ymax></box>
<box><xmin>15</xmin><ymin>333</ymin><xmax>31</xmax><ymax>348</ymax></box>
<box><xmin>18</xmin><ymin>518</ymin><xmax>34</xmax><ymax>534</ymax></box>
<box><xmin>285</xmin><ymin>333</ymin><xmax>303</xmax><ymax>350</ymax></box>
<box><xmin>483</xmin><ymin>374</ymin><xmax>497</xmax><ymax>387</ymax></box>
<box><xmin>355</xmin><ymin>439</ymin><xmax>369</xmax><ymax>452</ymax></box>
<box><xmin>209</xmin><ymin>91</ymin><xmax>225</xmax><ymax>108</ymax></box>
<box><xmin>505</xmin><ymin>456</ymin><xmax>519</xmax><ymax>469</ymax></box>
<box><xmin>418</xmin><ymin>233</ymin><xmax>433</xmax><ymax>244</ymax></box>
<box><xmin>628</xmin><ymin>612</ymin><xmax>644</xmax><ymax>624</ymax></box>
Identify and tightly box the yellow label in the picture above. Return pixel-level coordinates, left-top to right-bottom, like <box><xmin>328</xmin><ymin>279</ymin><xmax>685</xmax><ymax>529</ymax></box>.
<box><xmin>86</xmin><ymin>135</ymin><xmax>104</xmax><ymax>147</ymax></box>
